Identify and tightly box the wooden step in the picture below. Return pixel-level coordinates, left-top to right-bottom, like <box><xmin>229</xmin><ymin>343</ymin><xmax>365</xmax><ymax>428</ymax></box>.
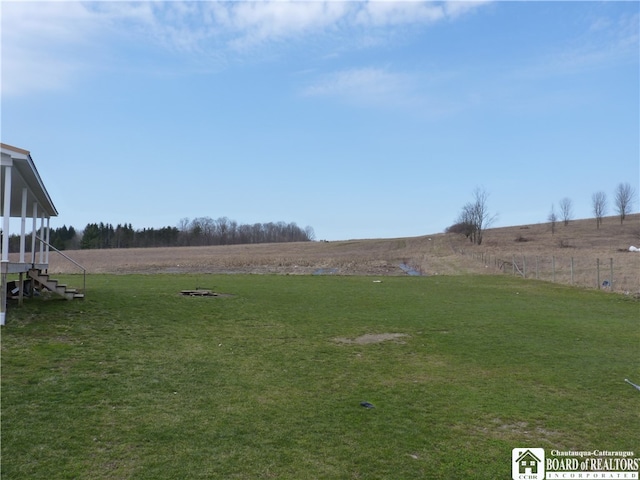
<box><xmin>28</xmin><ymin>269</ymin><xmax>84</xmax><ymax>301</ymax></box>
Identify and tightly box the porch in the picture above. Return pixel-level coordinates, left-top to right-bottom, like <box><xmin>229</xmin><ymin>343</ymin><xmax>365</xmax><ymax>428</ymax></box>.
<box><xmin>1</xmin><ymin>143</ymin><xmax>84</xmax><ymax>326</ymax></box>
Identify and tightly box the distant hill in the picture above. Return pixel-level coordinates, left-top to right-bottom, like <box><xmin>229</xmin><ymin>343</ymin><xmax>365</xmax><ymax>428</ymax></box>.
<box><xmin>46</xmin><ymin>213</ymin><xmax>639</xmax><ymax>293</ymax></box>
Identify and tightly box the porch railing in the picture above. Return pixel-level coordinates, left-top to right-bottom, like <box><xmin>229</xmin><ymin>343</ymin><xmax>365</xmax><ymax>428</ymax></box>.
<box><xmin>35</xmin><ymin>236</ymin><xmax>86</xmax><ymax>294</ymax></box>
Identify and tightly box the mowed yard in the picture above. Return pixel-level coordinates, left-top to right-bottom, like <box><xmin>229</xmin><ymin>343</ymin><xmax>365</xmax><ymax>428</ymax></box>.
<box><xmin>1</xmin><ymin>273</ymin><xmax>638</xmax><ymax>479</ymax></box>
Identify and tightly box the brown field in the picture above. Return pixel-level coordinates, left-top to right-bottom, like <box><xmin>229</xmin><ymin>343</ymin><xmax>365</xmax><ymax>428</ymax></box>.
<box><xmin>46</xmin><ymin>213</ymin><xmax>640</xmax><ymax>293</ymax></box>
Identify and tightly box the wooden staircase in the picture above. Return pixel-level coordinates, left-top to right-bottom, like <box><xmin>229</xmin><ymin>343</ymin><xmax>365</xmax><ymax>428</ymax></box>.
<box><xmin>28</xmin><ymin>269</ymin><xmax>85</xmax><ymax>300</ymax></box>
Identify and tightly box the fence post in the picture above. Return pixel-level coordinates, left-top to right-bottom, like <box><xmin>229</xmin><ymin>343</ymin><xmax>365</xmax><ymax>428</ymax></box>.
<box><xmin>512</xmin><ymin>255</ymin><xmax>515</xmax><ymax>276</ymax></box>
<box><xmin>523</xmin><ymin>255</ymin><xmax>526</xmax><ymax>278</ymax></box>
<box><xmin>610</xmin><ymin>258</ymin><xmax>613</xmax><ymax>291</ymax></box>
<box><xmin>570</xmin><ymin>257</ymin><xmax>574</xmax><ymax>285</ymax></box>
<box><xmin>552</xmin><ymin>256</ymin><xmax>556</xmax><ymax>282</ymax></box>
<box><xmin>596</xmin><ymin>258</ymin><xmax>600</xmax><ymax>289</ymax></box>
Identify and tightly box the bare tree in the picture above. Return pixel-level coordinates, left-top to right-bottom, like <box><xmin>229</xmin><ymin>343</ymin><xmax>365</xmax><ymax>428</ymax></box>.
<box><xmin>455</xmin><ymin>187</ymin><xmax>497</xmax><ymax>245</ymax></box>
<box><xmin>548</xmin><ymin>204</ymin><xmax>557</xmax><ymax>235</ymax></box>
<box><xmin>456</xmin><ymin>202</ymin><xmax>476</xmax><ymax>243</ymax></box>
<box><xmin>446</xmin><ymin>212</ymin><xmax>475</xmax><ymax>242</ymax></box>
<box><xmin>614</xmin><ymin>182</ymin><xmax>636</xmax><ymax>224</ymax></box>
<box><xmin>474</xmin><ymin>187</ymin><xmax>498</xmax><ymax>245</ymax></box>
<box><xmin>177</xmin><ymin>217</ymin><xmax>190</xmax><ymax>245</ymax></box>
<box><xmin>559</xmin><ymin>197</ymin><xmax>573</xmax><ymax>226</ymax></box>
<box><xmin>304</xmin><ymin>226</ymin><xmax>316</xmax><ymax>241</ymax></box>
<box><xmin>215</xmin><ymin>217</ymin><xmax>230</xmax><ymax>245</ymax></box>
<box><xmin>177</xmin><ymin>217</ymin><xmax>188</xmax><ymax>230</ymax></box>
<box><xmin>592</xmin><ymin>191</ymin><xmax>607</xmax><ymax>229</ymax></box>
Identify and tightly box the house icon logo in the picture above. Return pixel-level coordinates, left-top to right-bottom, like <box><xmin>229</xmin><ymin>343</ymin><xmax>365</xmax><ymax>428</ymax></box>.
<box><xmin>512</xmin><ymin>448</ymin><xmax>545</xmax><ymax>480</ymax></box>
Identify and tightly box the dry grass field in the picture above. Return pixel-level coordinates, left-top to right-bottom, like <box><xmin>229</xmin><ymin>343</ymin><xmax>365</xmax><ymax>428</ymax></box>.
<box><xmin>46</xmin><ymin>213</ymin><xmax>640</xmax><ymax>293</ymax></box>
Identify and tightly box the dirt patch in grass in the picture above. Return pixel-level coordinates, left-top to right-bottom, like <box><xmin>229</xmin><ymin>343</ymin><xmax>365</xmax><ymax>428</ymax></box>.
<box><xmin>467</xmin><ymin>417</ymin><xmax>562</xmax><ymax>444</ymax></box>
<box><xmin>334</xmin><ymin>333</ymin><xmax>409</xmax><ymax>344</ymax></box>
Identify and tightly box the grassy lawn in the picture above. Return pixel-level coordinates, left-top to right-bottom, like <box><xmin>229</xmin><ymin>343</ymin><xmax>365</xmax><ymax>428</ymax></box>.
<box><xmin>1</xmin><ymin>274</ymin><xmax>638</xmax><ymax>479</ymax></box>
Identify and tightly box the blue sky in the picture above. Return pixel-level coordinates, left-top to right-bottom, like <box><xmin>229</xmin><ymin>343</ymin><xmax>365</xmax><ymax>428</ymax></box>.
<box><xmin>2</xmin><ymin>1</ymin><xmax>638</xmax><ymax>241</ymax></box>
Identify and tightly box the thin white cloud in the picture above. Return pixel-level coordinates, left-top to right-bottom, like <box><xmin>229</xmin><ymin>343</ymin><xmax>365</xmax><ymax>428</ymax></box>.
<box><xmin>222</xmin><ymin>2</ymin><xmax>350</xmax><ymax>50</ymax></box>
<box><xmin>355</xmin><ymin>2</ymin><xmax>446</xmax><ymax>27</ymax></box>
<box><xmin>352</xmin><ymin>0</ymin><xmax>490</xmax><ymax>27</ymax></box>
<box><xmin>221</xmin><ymin>1</ymin><xmax>488</xmax><ymax>49</ymax></box>
<box><xmin>300</xmin><ymin>66</ymin><xmax>460</xmax><ymax>115</ymax></box>
<box><xmin>444</xmin><ymin>0</ymin><xmax>493</xmax><ymax>19</ymax></box>
<box><xmin>302</xmin><ymin>67</ymin><xmax>411</xmax><ymax>101</ymax></box>
<box><xmin>515</xmin><ymin>10</ymin><xmax>638</xmax><ymax>79</ymax></box>
<box><xmin>1</xmin><ymin>1</ymin><xmax>489</xmax><ymax>97</ymax></box>
<box><xmin>1</xmin><ymin>2</ymin><xmax>105</xmax><ymax>96</ymax></box>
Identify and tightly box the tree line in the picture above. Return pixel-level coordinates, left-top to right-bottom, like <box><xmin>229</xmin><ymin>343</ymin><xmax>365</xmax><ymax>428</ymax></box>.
<box><xmin>549</xmin><ymin>182</ymin><xmax>636</xmax><ymax>233</ymax></box>
<box><xmin>7</xmin><ymin>217</ymin><xmax>315</xmax><ymax>251</ymax></box>
<box><xmin>176</xmin><ymin>217</ymin><xmax>315</xmax><ymax>247</ymax></box>
<box><xmin>447</xmin><ymin>182</ymin><xmax>636</xmax><ymax>245</ymax></box>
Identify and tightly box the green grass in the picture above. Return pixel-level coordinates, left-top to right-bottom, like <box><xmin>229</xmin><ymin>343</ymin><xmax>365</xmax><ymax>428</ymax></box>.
<box><xmin>2</xmin><ymin>274</ymin><xmax>638</xmax><ymax>479</ymax></box>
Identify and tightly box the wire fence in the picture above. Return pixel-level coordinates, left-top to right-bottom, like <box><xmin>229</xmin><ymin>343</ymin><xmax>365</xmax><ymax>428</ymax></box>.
<box><xmin>461</xmin><ymin>251</ymin><xmax>640</xmax><ymax>294</ymax></box>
